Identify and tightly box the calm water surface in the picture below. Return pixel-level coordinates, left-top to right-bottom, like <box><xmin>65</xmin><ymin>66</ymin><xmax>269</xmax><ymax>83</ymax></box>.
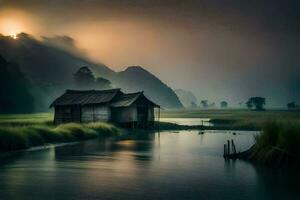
<box><xmin>0</xmin><ymin>130</ymin><xmax>299</xmax><ymax>200</ymax></box>
<box><xmin>160</xmin><ymin>117</ymin><xmax>213</xmax><ymax>126</ymax></box>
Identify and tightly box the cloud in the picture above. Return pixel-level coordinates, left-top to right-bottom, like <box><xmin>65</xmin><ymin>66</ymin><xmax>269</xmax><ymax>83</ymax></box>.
<box><xmin>0</xmin><ymin>0</ymin><xmax>299</xmax><ymax>106</ymax></box>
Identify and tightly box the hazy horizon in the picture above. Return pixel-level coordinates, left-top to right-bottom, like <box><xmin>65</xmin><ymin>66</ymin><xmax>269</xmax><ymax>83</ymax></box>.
<box><xmin>0</xmin><ymin>0</ymin><xmax>299</xmax><ymax>107</ymax></box>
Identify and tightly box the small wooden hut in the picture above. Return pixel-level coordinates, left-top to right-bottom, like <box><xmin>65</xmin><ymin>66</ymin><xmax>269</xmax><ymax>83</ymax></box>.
<box><xmin>50</xmin><ymin>89</ymin><xmax>160</xmax><ymax>127</ymax></box>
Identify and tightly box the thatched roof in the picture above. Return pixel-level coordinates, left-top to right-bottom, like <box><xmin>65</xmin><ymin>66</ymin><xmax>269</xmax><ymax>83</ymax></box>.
<box><xmin>50</xmin><ymin>89</ymin><xmax>160</xmax><ymax>108</ymax></box>
<box><xmin>110</xmin><ymin>92</ymin><xmax>159</xmax><ymax>107</ymax></box>
<box><xmin>50</xmin><ymin>89</ymin><xmax>122</xmax><ymax>107</ymax></box>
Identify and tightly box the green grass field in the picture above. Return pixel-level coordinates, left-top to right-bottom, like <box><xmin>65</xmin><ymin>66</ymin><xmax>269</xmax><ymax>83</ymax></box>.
<box><xmin>0</xmin><ymin>113</ymin><xmax>54</xmax><ymax>126</ymax></box>
<box><xmin>160</xmin><ymin>109</ymin><xmax>300</xmax><ymax>120</ymax></box>
<box><xmin>1</xmin><ymin>109</ymin><xmax>299</xmax><ymax>128</ymax></box>
<box><xmin>160</xmin><ymin>109</ymin><xmax>300</xmax><ymax>130</ymax></box>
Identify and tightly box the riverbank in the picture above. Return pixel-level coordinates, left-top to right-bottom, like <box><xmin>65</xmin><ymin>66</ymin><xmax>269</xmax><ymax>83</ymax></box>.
<box><xmin>0</xmin><ymin>122</ymin><xmax>120</xmax><ymax>152</ymax></box>
<box><xmin>226</xmin><ymin>120</ymin><xmax>300</xmax><ymax>168</ymax></box>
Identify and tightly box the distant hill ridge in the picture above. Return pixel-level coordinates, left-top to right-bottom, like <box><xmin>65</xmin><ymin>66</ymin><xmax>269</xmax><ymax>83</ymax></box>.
<box><xmin>0</xmin><ymin>33</ymin><xmax>182</xmax><ymax>111</ymax></box>
<box><xmin>174</xmin><ymin>89</ymin><xmax>198</xmax><ymax>108</ymax></box>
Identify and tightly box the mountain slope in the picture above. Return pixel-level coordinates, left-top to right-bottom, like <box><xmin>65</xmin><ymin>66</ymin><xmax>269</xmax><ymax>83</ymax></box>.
<box><xmin>109</xmin><ymin>66</ymin><xmax>183</xmax><ymax>108</ymax></box>
<box><xmin>174</xmin><ymin>89</ymin><xmax>198</xmax><ymax>108</ymax></box>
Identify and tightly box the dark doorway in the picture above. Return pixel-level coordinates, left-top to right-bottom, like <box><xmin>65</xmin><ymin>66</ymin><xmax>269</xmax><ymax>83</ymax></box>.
<box><xmin>137</xmin><ymin>106</ymin><xmax>148</xmax><ymax>124</ymax></box>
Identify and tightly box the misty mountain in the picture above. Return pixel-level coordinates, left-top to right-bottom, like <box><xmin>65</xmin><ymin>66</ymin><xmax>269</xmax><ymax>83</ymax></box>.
<box><xmin>108</xmin><ymin>66</ymin><xmax>183</xmax><ymax>108</ymax></box>
<box><xmin>174</xmin><ymin>89</ymin><xmax>198</xmax><ymax>108</ymax></box>
<box><xmin>0</xmin><ymin>33</ymin><xmax>113</xmax><ymax>85</ymax></box>
<box><xmin>0</xmin><ymin>33</ymin><xmax>182</xmax><ymax>112</ymax></box>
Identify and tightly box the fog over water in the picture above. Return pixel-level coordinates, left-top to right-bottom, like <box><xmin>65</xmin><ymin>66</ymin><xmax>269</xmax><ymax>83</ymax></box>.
<box><xmin>0</xmin><ymin>0</ymin><xmax>299</xmax><ymax>106</ymax></box>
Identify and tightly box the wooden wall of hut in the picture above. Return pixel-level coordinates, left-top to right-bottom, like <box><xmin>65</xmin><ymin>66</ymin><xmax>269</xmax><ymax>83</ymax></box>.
<box><xmin>111</xmin><ymin>106</ymin><xmax>137</xmax><ymax>123</ymax></box>
<box><xmin>54</xmin><ymin>105</ymin><xmax>81</xmax><ymax>124</ymax></box>
<box><xmin>81</xmin><ymin>105</ymin><xmax>111</xmax><ymax>123</ymax></box>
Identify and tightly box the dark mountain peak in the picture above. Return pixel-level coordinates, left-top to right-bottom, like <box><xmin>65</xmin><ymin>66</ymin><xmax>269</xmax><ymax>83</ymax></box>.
<box><xmin>124</xmin><ymin>66</ymin><xmax>148</xmax><ymax>73</ymax></box>
<box><xmin>113</xmin><ymin>65</ymin><xmax>183</xmax><ymax>108</ymax></box>
<box><xmin>122</xmin><ymin>66</ymin><xmax>160</xmax><ymax>81</ymax></box>
<box><xmin>16</xmin><ymin>32</ymin><xmax>31</xmax><ymax>39</ymax></box>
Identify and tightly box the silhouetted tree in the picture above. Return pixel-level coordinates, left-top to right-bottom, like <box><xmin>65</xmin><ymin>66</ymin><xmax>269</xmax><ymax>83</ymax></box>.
<box><xmin>220</xmin><ymin>101</ymin><xmax>228</xmax><ymax>108</ymax></box>
<box><xmin>74</xmin><ymin>66</ymin><xmax>95</xmax><ymax>89</ymax></box>
<box><xmin>73</xmin><ymin>67</ymin><xmax>113</xmax><ymax>90</ymax></box>
<box><xmin>246</xmin><ymin>97</ymin><xmax>266</xmax><ymax>111</ymax></box>
<box><xmin>0</xmin><ymin>56</ymin><xmax>35</xmax><ymax>113</ymax></box>
<box><xmin>287</xmin><ymin>102</ymin><xmax>298</xmax><ymax>109</ymax></box>
<box><xmin>246</xmin><ymin>101</ymin><xmax>252</xmax><ymax>109</ymax></box>
<box><xmin>95</xmin><ymin>77</ymin><xmax>111</xmax><ymax>89</ymax></box>
<box><xmin>200</xmin><ymin>100</ymin><xmax>208</xmax><ymax>108</ymax></box>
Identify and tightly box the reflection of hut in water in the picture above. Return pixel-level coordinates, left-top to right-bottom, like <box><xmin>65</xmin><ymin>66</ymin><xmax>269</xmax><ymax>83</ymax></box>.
<box><xmin>50</xmin><ymin>89</ymin><xmax>160</xmax><ymax>127</ymax></box>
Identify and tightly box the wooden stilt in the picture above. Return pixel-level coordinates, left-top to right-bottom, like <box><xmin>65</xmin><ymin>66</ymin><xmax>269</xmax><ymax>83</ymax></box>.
<box><xmin>223</xmin><ymin>139</ymin><xmax>242</xmax><ymax>159</ymax></box>
<box><xmin>231</xmin><ymin>140</ymin><xmax>237</xmax><ymax>154</ymax></box>
<box><xmin>227</xmin><ymin>140</ymin><xmax>230</xmax><ymax>155</ymax></box>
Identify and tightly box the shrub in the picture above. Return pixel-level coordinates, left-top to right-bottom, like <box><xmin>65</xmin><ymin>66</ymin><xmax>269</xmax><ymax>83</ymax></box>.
<box><xmin>54</xmin><ymin>123</ymin><xmax>98</xmax><ymax>140</ymax></box>
<box><xmin>85</xmin><ymin>122</ymin><xmax>120</xmax><ymax>137</ymax></box>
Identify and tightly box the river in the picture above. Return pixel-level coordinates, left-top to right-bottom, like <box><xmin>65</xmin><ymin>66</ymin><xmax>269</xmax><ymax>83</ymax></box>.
<box><xmin>0</xmin><ymin>129</ymin><xmax>300</xmax><ymax>200</ymax></box>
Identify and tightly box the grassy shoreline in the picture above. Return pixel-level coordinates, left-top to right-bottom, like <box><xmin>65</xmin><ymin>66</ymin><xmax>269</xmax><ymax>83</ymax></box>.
<box><xmin>0</xmin><ymin>122</ymin><xmax>120</xmax><ymax>152</ymax></box>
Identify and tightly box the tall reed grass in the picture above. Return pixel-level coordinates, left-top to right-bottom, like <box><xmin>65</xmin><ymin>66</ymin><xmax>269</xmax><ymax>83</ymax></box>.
<box><xmin>0</xmin><ymin>122</ymin><xmax>120</xmax><ymax>152</ymax></box>
<box><xmin>251</xmin><ymin>120</ymin><xmax>300</xmax><ymax>165</ymax></box>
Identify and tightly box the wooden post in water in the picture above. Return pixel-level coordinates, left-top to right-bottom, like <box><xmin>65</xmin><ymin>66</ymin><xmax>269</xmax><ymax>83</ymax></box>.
<box><xmin>231</xmin><ymin>140</ymin><xmax>237</xmax><ymax>154</ymax></box>
<box><xmin>227</xmin><ymin>140</ymin><xmax>230</xmax><ymax>155</ymax></box>
<box><xmin>224</xmin><ymin>144</ymin><xmax>227</xmax><ymax>157</ymax></box>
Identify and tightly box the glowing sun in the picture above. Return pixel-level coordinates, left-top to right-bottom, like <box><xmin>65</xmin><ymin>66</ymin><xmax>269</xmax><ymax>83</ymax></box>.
<box><xmin>0</xmin><ymin>18</ymin><xmax>24</xmax><ymax>38</ymax></box>
<box><xmin>9</xmin><ymin>33</ymin><xmax>18</xmax><ymax>39</ymax></box>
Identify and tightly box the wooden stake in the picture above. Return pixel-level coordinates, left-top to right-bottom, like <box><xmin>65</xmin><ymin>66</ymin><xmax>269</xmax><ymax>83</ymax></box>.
<box><xmin>227</xmin><ymin>140</ymin><xmax>230</xmax><ymax>155</ymax></box>
<box><xmin>231</xmin><ymin>140</ymin><xmax>237</xmax><ymax>154</ymax></box>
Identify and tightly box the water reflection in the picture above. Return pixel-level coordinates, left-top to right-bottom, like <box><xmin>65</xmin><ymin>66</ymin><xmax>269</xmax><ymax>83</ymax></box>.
<box><xmin>160</xmin><ymin>117</ymin><xmax>213</xmax><ymax>126</ymax></box>
<box><xmin>0</xmin><ymin>130</ymin><xmax>299</xmax><ymax>200</ymax></box>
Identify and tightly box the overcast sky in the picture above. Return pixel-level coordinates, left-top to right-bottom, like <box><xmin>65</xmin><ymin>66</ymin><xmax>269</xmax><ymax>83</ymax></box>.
<box><xmin>0</xmin><ymin>0</ymin><xmax>299</xmax><ymax>107</ymax></box>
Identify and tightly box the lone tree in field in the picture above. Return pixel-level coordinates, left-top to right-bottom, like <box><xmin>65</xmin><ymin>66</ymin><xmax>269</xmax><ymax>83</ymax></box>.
<box><xmin>287</xmin><ymin>102</ymin><xmax>298</xmax><ymax>109</ymax></box>
<box><xmin>200</xmin><ymin>100</ymin><xmax>208</xmax><ymax>108</ymax></box>
<box><xmin>220</xmin><ymin>101</ymin><xmax>228</xmax><ymax>108</ymax></box>
<box><xmin>246</xmin><ymin>97</ymin><xmax>266</xmax><ymax>111</ymax></box>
